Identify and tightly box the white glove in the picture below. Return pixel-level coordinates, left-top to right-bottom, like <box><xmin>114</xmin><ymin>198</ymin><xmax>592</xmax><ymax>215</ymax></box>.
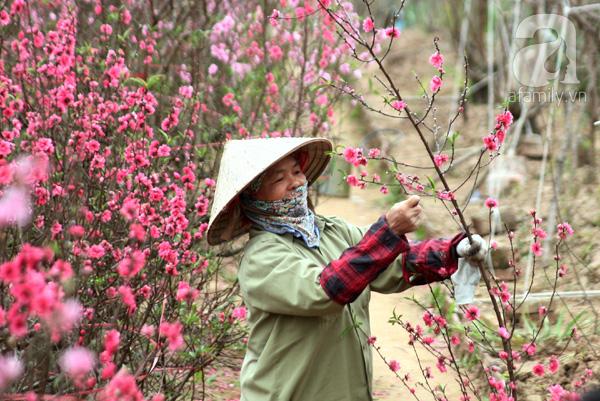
<box><xmin>451</xmin><ymin>235</ymin><xmax>487</xmax><ymax>305</ymax></box>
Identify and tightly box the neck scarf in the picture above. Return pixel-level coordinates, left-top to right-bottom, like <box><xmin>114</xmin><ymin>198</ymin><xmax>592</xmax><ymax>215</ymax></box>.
<box><xmin>240</xmin><ymin>183</ymin><xmax>320</xmax><ymax>248</ymax></box>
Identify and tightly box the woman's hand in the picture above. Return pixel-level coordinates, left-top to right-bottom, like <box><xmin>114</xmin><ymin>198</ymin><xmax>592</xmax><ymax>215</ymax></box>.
<box><xmin>385</xmin><ymin>195</ymin><xmax>423</xmax><ymax>236</ymax></box>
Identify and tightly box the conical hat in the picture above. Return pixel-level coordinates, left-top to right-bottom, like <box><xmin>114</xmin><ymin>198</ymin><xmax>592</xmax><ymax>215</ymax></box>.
<box><xmin>207</xmin><ymin>137</ymin><xmax>333</xmax><ymax>245</ymax></box>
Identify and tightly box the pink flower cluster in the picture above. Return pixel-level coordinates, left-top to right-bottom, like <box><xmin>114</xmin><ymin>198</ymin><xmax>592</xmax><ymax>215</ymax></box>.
<box><xmin>391</xmin><ymin>99</ymin><xmax>407</xmax><ymax>111</ymax></box>
<box><xmin>433</xmin><ymin>153</ymin><xmax>449</xmax><ymax>167</ymax></box>
<box><xmin>59</xmin><ymin>346</ymin><xmax>96</xmax><ymax>385</ymax></box>
<box><xmin>556</xmin><ymin>222</ymin><xmax>574</xmax><ymax>240</ymax></box>
<box><xmin>100</xmin><ymin>330</ymin><xmax>121</xmax><ymax>380</ymax></box>
<box><xmin>159</xmin><ymin>321</ymin><xmax>184</xmax><ymax>351</ymax></box>
<box><xmin>101</xmin><ymin>369</ymin><xmax>144</xmax><ymax>401</ymax></box>
<box><xmin>388</xmin><ymin>360</ymin><xmax>400</xmax><ymax>372</ymax></box>
<box><xmin>529</xmin><ymin>210</ymin><xmax>545</xmax><ymax>257</ymax></box>
<box><xmin>342</xmin><ymin>147</ymin><xmax>367</xmax><ymax>167</ymax></box>
<box><xmin>0</xmin><ymin>244</ymin><xmax>82</xmax><ymax>341</ymax></box>
<box><xmin>490</xmin><ymin>281</ymin><xmax>512</xmax><ymax>305</ymax></box>
<box><xmin>395</xmin><ymin>173</ymin><xmax>425</xmax><ymax>193</ymax></box>
<box><xmin>483</xmin><ymin>110</ymin><xmax>514</xmax><ymax>152</ymax></box>
<box><xmin>176</xmin><ymin>281</ymin><xmax>200</xmax><ymax>303</ymax></box>
<box><xmin>0</xmin><ymin>354</ymin><xmax>23</xmax><ymax>391</ymax></box>
<box><xmin>0</xmin><ymin>155</ymin><xmax>49</xmax><ymax>227</ymax></box>
<box><xmin>532</xmin><ymin>356</ymin><xmax>560</xmax><ymax>377</ymax></box>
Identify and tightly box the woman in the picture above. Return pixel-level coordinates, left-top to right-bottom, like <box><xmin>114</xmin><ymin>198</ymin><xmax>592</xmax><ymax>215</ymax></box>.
<box><xmin>207</xmin><ymin>137</ymin><xmax>484</xmax><ymax>401</ymax></box>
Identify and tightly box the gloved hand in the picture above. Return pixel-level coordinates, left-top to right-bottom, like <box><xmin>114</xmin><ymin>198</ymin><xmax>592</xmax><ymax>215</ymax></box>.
<box><xmin>451</xmin><ymin>235</ymin><xmax>487</xmax><ymax>305</ymax></box>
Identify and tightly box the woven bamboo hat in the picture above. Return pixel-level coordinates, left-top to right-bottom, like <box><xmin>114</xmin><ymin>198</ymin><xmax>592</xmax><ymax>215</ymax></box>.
<box><xmin>207</xmin><ymin>137</ymin><xmax>333</xmax><ymax>245</ymax></box>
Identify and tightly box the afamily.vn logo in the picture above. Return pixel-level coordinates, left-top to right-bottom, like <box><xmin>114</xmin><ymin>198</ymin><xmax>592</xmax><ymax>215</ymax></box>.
<box><xmin>512</xmin><ymin>13</ymin><xmax>580</xmax><ymax>87</ymax></box>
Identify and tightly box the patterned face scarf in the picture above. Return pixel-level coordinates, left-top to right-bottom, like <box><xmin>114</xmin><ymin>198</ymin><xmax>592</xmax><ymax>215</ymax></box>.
<box><xmin>240</xmin><ymin>182</ymin><xmax>321</xmax><ymax>248</ymax></box>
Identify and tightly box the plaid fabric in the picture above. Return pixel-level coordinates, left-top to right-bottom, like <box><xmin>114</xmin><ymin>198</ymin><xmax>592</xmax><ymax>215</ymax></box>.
<box><xmin>319</xmin><ymin>216</ymin><xmax>466</xmax><ymax>304</ymax></box>
<box><xmin>402</xmin><ymin>232</ymin><xmax>466</xmax><ymax>286</ymax></box>
<box><xmin>319</xmin><ymin>215</ymin><xmax>410</xmax><ymax>304</ymax></box>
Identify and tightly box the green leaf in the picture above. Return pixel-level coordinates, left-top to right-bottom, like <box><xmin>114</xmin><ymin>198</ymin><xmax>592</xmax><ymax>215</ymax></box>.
<box><xmin>158</xmin><ymin>128</ymin><xmax>170</xmax><ymax>142</ymax></box>
<box><xmin>426</xmin><ymin>176</ymin><xmax>436</xmax><ymax>191</ymax></box>
<box><xmin>124</xmin><ymin>77</ymin><xmax>147</xmax><ymax>88</ymax></box>
<box><xmin>147</xmin><ymin>74</ymin><xmax>166</xmax><ymax>90</ymax></box>
<box><xmin>220</xmin><ymin>114</ymin><xmax>237</xmax><ymax>126</ymax></box>
<box><xmin>312</xmin><ymin>83</ymin><xmax>329</xmax><ymax>92</ymax></box>
<box><xmin>107</xmin><ymin>12</ymin><xmax>119</xmax><ymax>23</ymax></box>
<box><xmin>195</xmin><ymin>146</ymin><xmax>207</xmax><ymax>159</ymax></box>
<box><xmin>49</xmin><ymin>240</ymin><xmax>61</xmax><ymax>257</ymax></box>
<box><xmin>449</xmin><ymin>130</ymin><xmax>460</xmax><ymax>145</ymax></box>
<box><xmin>117</xmin><ymin>28</ymin><xmax>132</xmax><ymax>42</ymax></box>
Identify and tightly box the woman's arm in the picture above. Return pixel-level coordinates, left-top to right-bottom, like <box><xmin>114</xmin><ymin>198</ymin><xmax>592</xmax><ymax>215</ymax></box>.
<box><xmin>331</xmin><ymin>216</ymin><xmax>465</xmax><ymax>294</ymax></box>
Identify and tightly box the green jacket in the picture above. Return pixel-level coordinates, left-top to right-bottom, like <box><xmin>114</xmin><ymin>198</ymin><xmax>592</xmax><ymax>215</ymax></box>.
<box><xmin>238</xmin><ymin>215</ymin><xmax>414</xmax><ymax>401</ymax></box>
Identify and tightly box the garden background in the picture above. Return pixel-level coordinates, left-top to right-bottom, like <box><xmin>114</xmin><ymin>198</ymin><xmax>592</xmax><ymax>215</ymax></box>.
<box><xmin>0</xmin><ymin>0</ymin><xmax>599</xmax><ymax>400</ymax></box>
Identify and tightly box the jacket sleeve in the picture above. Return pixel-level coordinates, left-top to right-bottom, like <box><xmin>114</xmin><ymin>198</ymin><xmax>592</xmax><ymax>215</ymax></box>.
<box><xmin>318</xmin><ymin>216</ymin><xmax>410</xmax><ymax>304</ymax></box>
<box><xmin>336</xmin><ymin>218</ymin><xmax>465</xmax><ymax>294</ymax></box>
<box><xmin>238</xmin><ymin>236</ymin><xmax>345</xmax><ymax>317</ymax></box>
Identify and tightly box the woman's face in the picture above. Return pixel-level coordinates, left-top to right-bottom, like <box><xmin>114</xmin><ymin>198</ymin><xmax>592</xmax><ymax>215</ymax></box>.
<box><xmin>253</xmin><ymin>155</ymin><xmax>307</xmax><ymax>201</ymax></box>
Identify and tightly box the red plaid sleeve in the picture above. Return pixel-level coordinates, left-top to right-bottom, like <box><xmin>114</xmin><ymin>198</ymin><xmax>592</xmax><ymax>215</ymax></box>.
<box><xmin>401</xmin><ymin>232</ymin><xmax>466</xmax><ymax>285</ymax></box>
<box><xmin>319</xmin><ymin>215</ymin><xmax>410</xmax><ymax>304</ymax></box>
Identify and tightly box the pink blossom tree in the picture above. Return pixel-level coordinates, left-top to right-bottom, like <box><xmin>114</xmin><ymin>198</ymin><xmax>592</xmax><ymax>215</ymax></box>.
<box><xmin>0</xmin><ymin>0</ymin><xmax>354</xmax><ymax>398</ymax></box>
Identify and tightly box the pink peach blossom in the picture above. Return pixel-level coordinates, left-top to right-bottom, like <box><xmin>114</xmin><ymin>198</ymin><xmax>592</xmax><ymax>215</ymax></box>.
<box><xmin>532</xmin><ymin>364</ymin><xmax>545</xmax><ymax>377</ymax></box>
<box><xmin>232</xmin><ymin>306</ymin><xmax>247</xmax><ymax>321</ymax></box>
<box><xmin>434</xmin><ymin>153</ymin><xmax>449</xmax><ymax>167</ymax></box>
<box><xmin>391</xmin><ymin>100</ymin><xmax>406</xmax><ymax>111</ymax></box>
<box><xmin>498</xmin><ymin>326</ymin><xmax>510</xmax><ymax>339</ymax></box>
<box><xmin>485</xmin><ymin>197</ymin><xmax>498</xmax><ymax>209</ymax></box>
<box><xmin>549</xmin><ymin>356</ymin><xmax>560</xmax><ymax>373</ymax></box>
<box><xmin>0</xmin><ymin>354</ymin><xmax>23</xmax><ymax>390</ymax></box>
<box><xmin>557</xmin><ymin>222</ymin><xmax>574</xmax><ymax>239</ymax></box>
<box><xmin>430</xmin><ymin>76</ymin><xmax>442</xmax><ymax>92</ymax></box>
<box><xmin>59</xmin><ymin>347</ymin><xmax>95</xmax><ymax>380</ymax></box>
<box><xmin>385</xmin><ymin>27</ymin><xmax>400</xmax><ymax>38</ymax></box>
<box><xmin>0</xmin><ymin>186</ymin><xmax>32</xmax><ymax>227</ymax></box>
<box><xmin>362</xmin><ymin>17</ymin><xmax>374</xmax><ymax>32</ymax></box>
<box><xmin>464</xmin><ymin>306</ymin><xmax>480</xmax><ymax>321</ymax></box>
<box><xmin>159</xmin><ymin>321</ymin><xmax>184</xmax><ymax>351</ymax></box>
<box><xmin>429</xmin><ymin>51</ymin><xmax>444</xmax><ymax>69</ymax></box>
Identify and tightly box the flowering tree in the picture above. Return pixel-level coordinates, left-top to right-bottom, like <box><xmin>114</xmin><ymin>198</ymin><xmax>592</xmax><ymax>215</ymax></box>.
<box><xmin>294</xmin><ymin>1</ymin><xmax>595</xmax><ymax>400</ymax></box>
<box><xmin>0</xmin><ymin>0</ymin><xmax>354</xmax><ymax>398</ymax></box>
